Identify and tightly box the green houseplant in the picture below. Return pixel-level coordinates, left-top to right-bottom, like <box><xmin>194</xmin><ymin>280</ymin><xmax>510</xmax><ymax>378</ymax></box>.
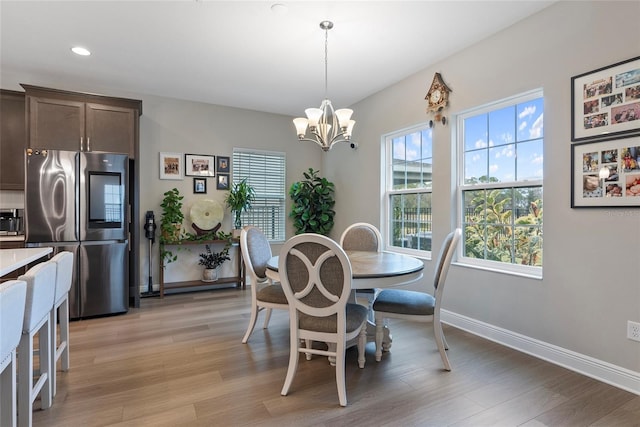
<box><xmin>289</xmin><ymin>168</ymin><xmax>335</xmax><ymax>235</ymax></box>
<box><xmin>198</xmin><ymin>243</ymin><xmax>231</xmax><ymax>282</ymax></box>
<box><xmin>224</xmin><ymin>178</ymin><xmax>256</xmax><ymax>231</ymax></box>
<box><xmin>160</xmin><ymin>188</ymin><xmax>184</xmax><ymax>264</ymax></box>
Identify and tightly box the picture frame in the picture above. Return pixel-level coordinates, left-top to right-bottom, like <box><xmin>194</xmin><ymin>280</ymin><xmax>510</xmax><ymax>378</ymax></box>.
<box><xmin>159</xmin><ymin>152</ymin><xmax>183</xmax><ymax>180</ymax></box>
<box><xmin>193</xmin><ymin>178</ymin><xmax>207</xmax><ymax>194</ymax></box>
<box><xmin>216</xmin><ymin>173</ymin><xmax>229</xmax><ymax>190</ymax></box>
<box><xmin>185</xmin><ymin>154</ymin><xmax>215</xmax><ymax>177</ymax></box>
<box><xmin>571</xmin><ymin>56</ymin><xmax>640</xmax><ymax>142</ymax></box>
<box><xmin>217</xmin><ymin>156</ymin><xmax>230</xmax><ymax>173</ymax></box>
<box><xmin>571</xmin><ymin>136</ymin><xmax>640</xmax><ymax>208</ymax></box>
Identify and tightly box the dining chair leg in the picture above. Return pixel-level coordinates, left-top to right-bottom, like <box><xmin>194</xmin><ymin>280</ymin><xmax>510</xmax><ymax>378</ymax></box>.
<box><xmin>281</xmin><ymin>330</ymin><xmax>299</xmax><ymax>397</ymax></box>
<box><xmin>262</xmin><ymin>308</ymin><xmax>273</xmax><ymax>329</ymax></box>
<box><xmin>433</xmin><ymin>322</ymin><xmax>451</xmax><ymax>371</ymax></box>
<box><xmin>241</xmin><ymin>305</ymin><xmax>261</xmax><ymax>344</ymax></box>
<box><xmin>305</xmin><ymin>340</ymin><xmax>312</xmax><ymax>360</ymax></box>
<box><xmin>335</xmin><ymin>340</ymin><xmax>347</xmax><ymax>407</ymax></box>
<box><xmin>357</xmin><ymin>325</ymin><xmax>367</xmax><ymax>369</ymax></box>
<box><xmin>374</xmin><ymin>315</ymin><xmax>384</xmax><ymax>362</ymax></box>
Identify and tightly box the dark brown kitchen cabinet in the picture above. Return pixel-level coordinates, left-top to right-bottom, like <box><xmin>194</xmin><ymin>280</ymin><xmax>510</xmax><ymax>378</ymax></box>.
<box><xmin>0</xmin><ymin>90</ymin><xmax>26</xmax><ymax>190</ymax></box>
<box><xmin>21</xmin><ymin>84</ymin><xmax>141</xmax><ymax>158</ymax></box>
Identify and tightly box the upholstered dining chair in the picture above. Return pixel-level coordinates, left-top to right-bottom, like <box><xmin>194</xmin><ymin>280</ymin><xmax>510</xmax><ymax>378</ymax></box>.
<box><xmin>49</xmin><ymin>251</ymin><xmax>74</xmax><ymax>397</ymax></box>
<box><xmin>279</xmin><ymin>233</ymin><xmax>368</xmax><ymax>407</ymax></box>
<box><xmin>373</xmin><ymin>228</ymin><xmax>461</xmax><ymax>371</ymax></box>
<box><xmin>240</xmin><ymin>226</ymin><xmax>288</xmax><ymax>344</ymax></box>
<box><xmin>0</xmin><ymin>280</ymin><xmax>27</xmax><ymax>427</ymax></box>
<box><xmin>17</xmin><ymin>259</ymin><xmax>57</xmax><ymax>427</ymax></box>
<box><xmin>339</xmin><ymin>222</ymin><xmax>382</xmax><ymax>319</ymax></box>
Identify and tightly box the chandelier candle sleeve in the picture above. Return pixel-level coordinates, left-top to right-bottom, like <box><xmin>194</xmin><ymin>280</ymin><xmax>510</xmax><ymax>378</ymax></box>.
<box><xmin>293</xmin><ymin>21</ymin><xmax>356</xmax><ymax>151</ymax></box>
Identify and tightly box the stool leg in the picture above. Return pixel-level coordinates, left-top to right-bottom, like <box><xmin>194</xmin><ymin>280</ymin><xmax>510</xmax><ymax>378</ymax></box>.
<box><xmin>39</xmin><ymin>320</ymin><xmax>52</xmax><ymax>409</ymax></box>
<box><xmin>17</xmin><ymin>333</ymin><xmax>33</xmax><ymax>427</ymax></box>
<box><xmin>60</xmin><ymin>298</ymin><xmax>70</xmax><ymax>371</ymax></box>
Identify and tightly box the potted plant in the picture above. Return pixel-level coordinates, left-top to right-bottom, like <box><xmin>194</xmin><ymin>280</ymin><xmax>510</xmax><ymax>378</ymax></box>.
<box><xmin>198</xmin><ymin>243</ymin><xmax>231</xmax><ymax>282</ymax></box>
<box><xmin>224</xmin><ymin>178</ymin><xmax>256</xmax><ymax>236</ymax></box>
<box><xmin>289</xmin><ymin>168</ymin><xmax>335</xmax><ymax>235</ymax></box>
<box><xmin>160</xmin><ymin>188</ymin><xmax>184</xmax><ymax>264</ymax></box>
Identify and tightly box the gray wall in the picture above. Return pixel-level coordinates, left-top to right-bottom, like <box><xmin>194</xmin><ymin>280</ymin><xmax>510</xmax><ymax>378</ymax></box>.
<box><xmin>325</xmin><ymin>0</ymin><xmax>640</xmax><ymax>378</ymax></box>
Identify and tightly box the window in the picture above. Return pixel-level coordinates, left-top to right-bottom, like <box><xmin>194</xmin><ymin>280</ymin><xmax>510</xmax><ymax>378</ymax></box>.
<box><xmin>457</xmin><ymin>90</ymin><xmax>543</xmax><ymax>275</ymax></box>
<box><xmin>384</xmin><ymin>125</ymin><xmax>433</xmax><ymax>255</ymax></box>
<box><xmin>232</xmin><ymin>149</ymin><xmax>286</xmax><ymax>241</ymax></box>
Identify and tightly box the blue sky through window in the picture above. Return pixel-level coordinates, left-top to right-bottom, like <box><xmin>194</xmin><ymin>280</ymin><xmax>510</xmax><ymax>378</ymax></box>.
<box><xmin>464</xmin><ymin>97</ymin><xmax>543</xmax><ymax>183</ymax></box>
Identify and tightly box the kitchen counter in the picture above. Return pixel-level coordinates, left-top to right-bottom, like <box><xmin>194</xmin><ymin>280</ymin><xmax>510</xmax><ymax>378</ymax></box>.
<box><xmin>0</xmin><ymin>246</ymin><xmax>52</xmax><ymax>276</ymax></box>
<box><xmin>0</xmin><ymin>235</ymin><xmax>25</xmax><ymax>242</ymax></box>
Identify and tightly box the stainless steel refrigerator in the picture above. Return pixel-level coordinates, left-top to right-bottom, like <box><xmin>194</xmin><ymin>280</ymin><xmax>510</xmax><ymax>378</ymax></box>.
<box><xmin>25</xmin><ymin>149</ymin><xmax>129</xmax><ymax>319</ymax></box>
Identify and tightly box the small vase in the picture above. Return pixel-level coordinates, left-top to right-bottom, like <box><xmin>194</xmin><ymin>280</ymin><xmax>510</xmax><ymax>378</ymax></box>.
<box><xmin>202</xmin><ymin>268</ymin><xmax>218</xmax><ymax>282</ymax></box>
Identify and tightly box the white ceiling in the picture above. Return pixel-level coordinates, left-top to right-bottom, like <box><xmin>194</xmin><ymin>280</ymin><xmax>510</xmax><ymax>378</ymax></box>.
<box><xmin>1</xmin><ymin>1</ymin><xmax>555</xmax><ymax>117</ymax></box>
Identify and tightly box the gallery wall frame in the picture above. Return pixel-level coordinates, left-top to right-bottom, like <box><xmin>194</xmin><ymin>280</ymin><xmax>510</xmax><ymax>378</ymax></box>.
<box><xmin>159</xmin><ymin>152</ymin><xmax>183</xmax><ymax>180</ymax></box>
<box><xmin>185</xmin><ymin>154</ymin><xmax>215</xmax><ymax>177</ymax></box>
<box><xmin>571</xmin><ymin>56</ymin><xmax>640</xmax><ymax>143</ymax></box>
<box><xmin>193</xmin><ymin>178</ymin><xmax>207</xmax><ymax>194</ymax></box>
<box><xmin>217</xmin><ymin>174</ymin><xmax>229</xmax><ymax>190</ymax></box>
<box><xmin>217</xmin><ymin>156</ymin><xmax>230</xmax><ymax>173</ymax></box>
<box><xmin>571</xmin><ymin>137</ymin><xmax>640</xmax><ymax>208</ymax></box>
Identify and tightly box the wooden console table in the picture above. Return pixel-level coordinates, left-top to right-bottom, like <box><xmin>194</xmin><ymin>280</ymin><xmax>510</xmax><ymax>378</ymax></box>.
<box><xmin>158</xmin><ymin>239</ymin><xmax>244</xmax><ymax>298</ymax></box>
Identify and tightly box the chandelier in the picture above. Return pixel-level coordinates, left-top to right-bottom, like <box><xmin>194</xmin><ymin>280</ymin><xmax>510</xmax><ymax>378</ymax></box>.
<box><xmin>293</xmin><ymin>21</ymin><xmax>355</xmax><ymax>152</ymax></box>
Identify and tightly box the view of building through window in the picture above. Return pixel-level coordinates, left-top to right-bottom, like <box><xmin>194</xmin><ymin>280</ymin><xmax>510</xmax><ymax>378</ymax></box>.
<box><xmin>459</xmin><ymin>91</ymin><xmax>543</xmax><ymax>269</ymax></box>
<box><xmin>386</xmin><ymin>127</ymin><xmax>433</xmax><ymax>253</ymax></box>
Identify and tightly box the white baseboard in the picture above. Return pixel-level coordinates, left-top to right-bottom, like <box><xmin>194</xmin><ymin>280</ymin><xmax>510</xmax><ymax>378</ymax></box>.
<box><xmin>441</xmin><ymin>310</ymin><xmax>640</xmax><ymax>396</ymax></box>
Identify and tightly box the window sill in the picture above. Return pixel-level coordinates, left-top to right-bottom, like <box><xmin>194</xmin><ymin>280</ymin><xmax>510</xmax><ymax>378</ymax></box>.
<box><xmin>453</xmin><ymin>260</ymin><xmax>542</xmax><ymax>280</ymax></box>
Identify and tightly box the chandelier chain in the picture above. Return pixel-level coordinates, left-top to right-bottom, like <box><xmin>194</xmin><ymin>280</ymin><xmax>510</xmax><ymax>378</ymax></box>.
<box><xmin>324</xmin><ymin>24</ymin><xmax>329</xmax><ymax>99</ymax></box>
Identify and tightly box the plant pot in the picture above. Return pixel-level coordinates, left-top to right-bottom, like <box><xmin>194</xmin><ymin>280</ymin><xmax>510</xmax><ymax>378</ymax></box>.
<box><xmin>162</xmin><ymin>223</ymin><xmax>181</xmax><ymax>242</ymax></box>
<box><xmin>202</xmin><ymin>268</ymin><xmax>218</xmax><ymax>282</ymax></box>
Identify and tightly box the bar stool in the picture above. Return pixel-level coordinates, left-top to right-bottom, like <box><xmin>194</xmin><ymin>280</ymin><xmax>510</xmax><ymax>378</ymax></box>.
<box><xmin>49</xmin><ymin>251</ymin><xmax>73</xmax><ymax>397</ymax></box>
<box><xmin>0</xmin><ymin>280</ymin><xmax>27</xmax><ymax>427</ymax></box>
<box><xmin>17</xmin><ymin>260</ymin><xmax>57</xmax><ymax>427</ymax></box>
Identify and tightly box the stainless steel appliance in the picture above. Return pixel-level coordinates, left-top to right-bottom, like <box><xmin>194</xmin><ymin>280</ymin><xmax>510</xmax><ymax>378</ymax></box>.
<box><xmin>25</xmin><ymin>149</ymin><xmax>129</xmax><ymax>319</ymax></box>
<box><xmin>0</xmin><ymin>208</ymin><xmax>24</xmax><ymax>235</ymax></box>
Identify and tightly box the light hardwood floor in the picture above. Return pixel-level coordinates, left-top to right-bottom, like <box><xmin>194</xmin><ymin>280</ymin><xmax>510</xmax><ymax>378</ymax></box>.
<box><xmin>33</xmin><ymin>287</ymin><xmax>640</xmax><ymax>427</ymax></box>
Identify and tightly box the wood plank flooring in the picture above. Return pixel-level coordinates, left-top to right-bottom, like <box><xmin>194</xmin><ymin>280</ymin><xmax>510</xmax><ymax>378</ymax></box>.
<box><xmin>32</xmin><ymin>288</ymin><xmax>640</xmax><ymax>426</ymax></box>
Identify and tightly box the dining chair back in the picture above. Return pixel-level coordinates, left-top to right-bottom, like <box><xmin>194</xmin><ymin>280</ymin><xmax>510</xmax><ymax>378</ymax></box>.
<box><xmin>0</xmin><ymin>280</ymin><xmax>27</xmax><ymax>427</ymax></box>
<box><xmin>339</xmin><ymin>222</ymin><xmax>382</xmax><ymax>252</ymax></box>
<box><xmin>49</xmin><ymin>251</ymin><xmax>74</xmax><ymax>396</ymax></box>
<box><xmin>373</xmin><ymin>228</ymin><xmax>461</xmax><ymax>371</ymax></box>
<box><xmin>17</xmin><ymin>259</ymin><xmax>57</xmax><ymax>426</ymax></box>
<box><xmin>240</xmin><ymin>226</ymin><xmax>288</xmax><ymax>343</ymax></box>
<box><xmin>279</xmin><ymin>233</ymin><xmax>368</xmax><ymax>407</ymax></box>
<box><xmin>339</xmin><ymin>222</ymin><xmax>382</xmax><ymax>321</ymax></box>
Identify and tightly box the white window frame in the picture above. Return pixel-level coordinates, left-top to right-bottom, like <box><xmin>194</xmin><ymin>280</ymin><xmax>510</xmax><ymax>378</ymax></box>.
<box><xmin>232</xmin><ymin>148</ymin><xmax>286</xmax><ymax>242</ymax></box>
<box><xmin>382</xmin><ymin>123</ymin><xmax>433</xmax><ymax>259</ymax></box>
<box><xmin>455</xmin><ymin>89</ymin><xmax>543</xmax><ymax>279</ymax></box>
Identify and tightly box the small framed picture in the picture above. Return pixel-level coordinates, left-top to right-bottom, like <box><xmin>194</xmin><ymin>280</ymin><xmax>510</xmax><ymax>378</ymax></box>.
<box><xmin>159</xmin><ymin>152</ymin><xmax>183</xmax><ymax>180</ymax></box>
<box><xmin>217</xmin><ymin>156</ymin><xmax>230</xmax><ymax>173</ymax></box>
<box><xmin>185</xmin><ymin>154</ymin><xmax>215</xmax><ymax>177</ymax></box>
<box><xmin>193</xmin><ymin>178</ymin><xmax>207</xmax><ymax>194</ymax></box>
<box><xmin>217</xmin><ymin>174</ymin><xmax>229</xmax><ymax>190</ymax></box>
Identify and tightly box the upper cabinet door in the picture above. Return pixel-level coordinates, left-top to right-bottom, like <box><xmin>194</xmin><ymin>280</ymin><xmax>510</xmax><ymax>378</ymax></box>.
<box><xmin>0</xmin><ymin>90</ymin><xmax>26</xmax><ymax>190</ymax></box>
<box><xmin>28</xmin><ymin>96</ymin><xmax>84</xmax><ymax>151</ymax></box>
<box><xmin>85</xmin><ymin>103</ymin><xmax>136</xmax><ymax>157</ymax></box>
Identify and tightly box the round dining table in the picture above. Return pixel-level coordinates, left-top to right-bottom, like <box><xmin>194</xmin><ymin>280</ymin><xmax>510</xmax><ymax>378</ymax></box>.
<box><xmin>265</xmin><ymin>250</ymin><xmax>425</xmax><ymax>289</ymax></box>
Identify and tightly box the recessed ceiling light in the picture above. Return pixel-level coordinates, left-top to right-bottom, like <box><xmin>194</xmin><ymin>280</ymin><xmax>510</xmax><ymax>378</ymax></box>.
<box><xmin>71</xmin><ymin>46</ymin><xmax>91</xmax><ymax>56</ymax></box>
